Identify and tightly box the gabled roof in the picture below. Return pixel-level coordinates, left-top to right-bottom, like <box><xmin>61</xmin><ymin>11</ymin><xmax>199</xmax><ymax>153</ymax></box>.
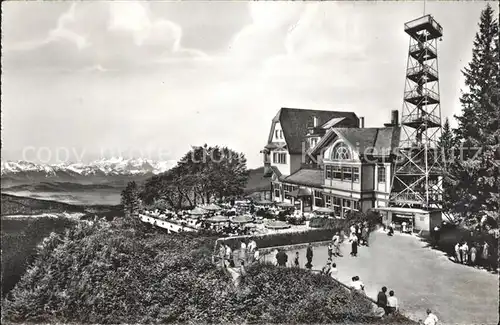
<box><xmin>309</xmin><ymin>126</ymin><xmax>401</xmax><ymax>159</ymax></box>
<box><xmin>282</xmin><ymin>168</ymin><xmax>323</xmax><ymax>187</ymax></box>
<box><xmin>321</xmin><ymin>117</ymin><xmax>346</xmax><ymax>129</ymax></box>
<box><xmin>267</xmin><ymin>108</ymin><xmax>359</xmax><ymax>154</ymax></box>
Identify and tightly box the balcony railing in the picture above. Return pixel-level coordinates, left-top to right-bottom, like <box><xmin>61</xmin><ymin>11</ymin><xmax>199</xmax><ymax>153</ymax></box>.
<box><xmin>404</xmin><ymin>15</ymin><xmax>443</xmax><ymax>37</ymax></box>
<box><xmin>406</xmin><ymin>64</ymin><xmax>438</xmax><ymax>80</ymax></box>
<box><xmin>404</xmin><ymin>88</ymin><xmax>440</xmax><ymax>104</ymax></box>
<box><xmin>409</xmin><ymin>42</ymin><xmax>437</xmax><ymax>56</ymax></box>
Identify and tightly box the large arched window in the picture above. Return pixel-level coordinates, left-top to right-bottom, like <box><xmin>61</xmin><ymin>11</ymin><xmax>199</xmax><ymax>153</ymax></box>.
<box><xmin>331</xmin><ymin>142</ymin><xmax>351</xmax><ymax>160</ymax></box>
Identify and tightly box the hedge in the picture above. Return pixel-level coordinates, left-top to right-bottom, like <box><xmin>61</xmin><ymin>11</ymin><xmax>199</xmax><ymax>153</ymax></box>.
<box><xmin>309</xmin><ymin>217</ymin><xmax>345</xmax><ymax>229</ymax></box>
<box><xmin>1</xmin><ymin>221</ymin><xmax>417</xmax><ymax>324</ymax></box>
<box><xmin>218</xmin><ymin>228</ymin><xmax>338</xmax><ymax>251</ymax></box>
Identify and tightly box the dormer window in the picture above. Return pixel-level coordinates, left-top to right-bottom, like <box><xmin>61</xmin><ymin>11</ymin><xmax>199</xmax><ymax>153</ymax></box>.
<box><xmin>307</xmin><ymin>116</ymin><xmax>318</xmax><ymax>129</ymax></box>
<box><xmin>331</xmin><ymin>142</ymin><xmax>351</xmax><ymax>160</ymax></box>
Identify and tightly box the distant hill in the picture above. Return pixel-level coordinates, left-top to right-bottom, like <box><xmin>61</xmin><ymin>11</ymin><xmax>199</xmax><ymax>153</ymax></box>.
<box><xmin>0</xmin><ymin>193</ymin><xmax>122</xmax><ymax>217</ymax></box>
<box><xmin>2</xmin><ymin>181</ymin><xmax>120</xmax><ymax>193</ymax></box>
<box><xmin>244</xmin><ymin>167</ymin><xmax>271</xmax><ymax>194</ymax></box>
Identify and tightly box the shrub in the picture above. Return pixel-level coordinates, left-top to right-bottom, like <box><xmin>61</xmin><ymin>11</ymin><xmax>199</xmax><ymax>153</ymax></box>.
<box><xmin>1</xmin><ymin>216</ymin><xmax>77</xmax><ymax>298</ymax></box>
<box><xmin>2</xmin><ymin>221</ymin><xmax>417</xmax><ymax>324</ymax></box>
<box><xmin>309</xmin><ymin>217</ymin><xmax>344</xmax><ymax>229</ymax></box>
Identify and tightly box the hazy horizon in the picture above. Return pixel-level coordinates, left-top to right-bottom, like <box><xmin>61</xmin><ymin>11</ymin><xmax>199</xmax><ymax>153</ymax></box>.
<box><xmin>2</xmin><ymin>1</ymin><xmax>496</xmax><ymax>168</ymax></box>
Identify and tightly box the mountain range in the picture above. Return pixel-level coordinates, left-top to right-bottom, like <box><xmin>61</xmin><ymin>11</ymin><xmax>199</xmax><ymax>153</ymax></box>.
<box><xmin>1</xmin><ymin>158</ymin><xmax>177</xmax><ymax>187</ymax></box>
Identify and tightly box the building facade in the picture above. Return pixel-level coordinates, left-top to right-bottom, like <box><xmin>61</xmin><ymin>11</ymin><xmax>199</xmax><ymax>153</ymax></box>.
<box><xmin>262</xmin><ymin>107</ymin><xmax>401</xmax><ymax>218</ymax></box>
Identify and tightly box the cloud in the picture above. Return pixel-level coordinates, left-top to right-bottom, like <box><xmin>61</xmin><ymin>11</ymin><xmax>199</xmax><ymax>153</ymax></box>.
<box><xmin>3</xmin><ymin>2</ymin><xmax>208</xmax><ymax>72</ymax></box>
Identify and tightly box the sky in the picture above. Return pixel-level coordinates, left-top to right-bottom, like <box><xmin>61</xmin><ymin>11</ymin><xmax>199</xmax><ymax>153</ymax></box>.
<box><xmin>1</xmin><ymin>1</ymin><xmax>497</xmax><ymax>168</ymax></box>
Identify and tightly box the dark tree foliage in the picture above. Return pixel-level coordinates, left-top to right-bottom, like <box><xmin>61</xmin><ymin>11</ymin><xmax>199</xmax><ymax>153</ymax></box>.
<box><xmin>438</xmin><ymin>118</ymin><xmax>460</xmax><ymax>214</ymax></box>
<box><xmin>120</xmin><ymin>181</ymin><xmax>141</xmax><ymax>217</ymax></box>
<box><xmin>141</xmin><ymin>144</ymin><xmax>249</xmax><ymax>209</ymax></box>
<box><xmin>450</xmin><ymin>4</ymin><xmax>499</xmax><ymax>227</ymax></box>
<box><xmin>1</xmin><ymin>222</ymin><xmax>415</xmax><ymax>324</ymax></box>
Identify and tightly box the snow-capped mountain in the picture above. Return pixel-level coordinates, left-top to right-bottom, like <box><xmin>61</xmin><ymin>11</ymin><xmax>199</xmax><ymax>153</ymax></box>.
<box><xmin>1</xmin><ymin>158</ymin><xmax>176</xmax><ymax>186</ymax></box>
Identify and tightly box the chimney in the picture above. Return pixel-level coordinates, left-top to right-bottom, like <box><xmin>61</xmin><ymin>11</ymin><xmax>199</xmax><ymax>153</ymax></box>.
<box><xmin>391</xmin><ymin>110</ymin><xmax>399</xmax><ymax>126</ymax></box>
<box><xmin>359</xmin><ymin>117</ymin><xmax>365</xmax><ymax>128</ymax></box>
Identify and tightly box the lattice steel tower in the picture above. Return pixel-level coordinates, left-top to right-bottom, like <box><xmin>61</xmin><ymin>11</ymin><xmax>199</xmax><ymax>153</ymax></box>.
<box><xmin>390</xmin><ymin>15</ymin><xmax>444</xmax><ymax>209</ymax></box>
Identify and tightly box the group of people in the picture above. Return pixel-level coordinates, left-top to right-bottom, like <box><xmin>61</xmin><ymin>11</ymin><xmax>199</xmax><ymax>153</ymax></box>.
<box><xmin>218</xmin><ymin>239</ymin><xmax>260</xmax><ymax>268</ymax></box>
<box><xmin>454</xmin><ymin>240</ymin><xmax>491</xmax><ymax>268</ymax></box>
<box><xmin>376</xmin><ymin>286</ymin><xmax>399</xmax><ymax>316</ymax></box>
<box><xmin>349</xmin><ymin>222</ymin><xmax>370</xmax><ymax>257</ymax></box>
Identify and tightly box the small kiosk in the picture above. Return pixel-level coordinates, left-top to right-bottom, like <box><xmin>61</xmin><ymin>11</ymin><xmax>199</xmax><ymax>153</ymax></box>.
<box><xmin>373</xmin><ymin>207</ymin><xmax>442</xmax><ymax>236</ymax></box>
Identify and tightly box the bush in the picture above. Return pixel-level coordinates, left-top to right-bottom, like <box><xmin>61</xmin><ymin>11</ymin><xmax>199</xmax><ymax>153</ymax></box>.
<box><xmin>309</xmin><ymin>217</ymin><xmax>344</xmax><ymax>229</ymax></box>
<box><xmin>1</xmin><ymin>216</ymin><xmax>77</xmax><ymax>298</ymax></box>
<box><xmin>2</xmin><ymin>221</ymin><xmax>417</xmax><ymax>324</ymax></box>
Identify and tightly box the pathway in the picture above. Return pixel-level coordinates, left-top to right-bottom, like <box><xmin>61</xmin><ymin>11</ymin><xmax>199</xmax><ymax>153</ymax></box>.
<box><xmin>265</xmin><ymin>230</ymin><xmax>498</xmax><ymax>324</ymax></box>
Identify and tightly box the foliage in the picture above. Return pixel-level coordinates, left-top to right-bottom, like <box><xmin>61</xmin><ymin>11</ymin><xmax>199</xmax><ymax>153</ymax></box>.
<box><xmin>309</xmin><ymin>217</ymin><xmax>344</xmax><ymax>229</ymax></box>
<box><xmin>449</xmin><ymin>4</ymin><xmax>499</xmax><ymax>227</ymax></box>
<box><xmin>234</xmin><ymin>263</ymin><xmax>373</xmax><ymax>323</ymax></box>
<box><xmin>0</xmin><ymin>222</ymin><xmax>419</xmax><ymax>324</ymax></box>
<box><xmin>1</xmin><ymin>216</ymin><xmax>77</xmax><ymax>297</ymax></box>
<box><xmin>438</xmin><ymin>118</ymin><xmax>459</xmax><ymax>213</ymax></box>
<box><xmin>120</xmin><ymin>181</ymin><xmax>142</xmax><ymax>218</ymax></box>
<box><xmin>140</xmin><ymin>145</ymin><xmax>249</xmax><ymax>209</ymax></box>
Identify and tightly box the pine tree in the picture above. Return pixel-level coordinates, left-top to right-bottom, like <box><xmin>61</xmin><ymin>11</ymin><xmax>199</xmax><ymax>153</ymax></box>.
<box><xmin>452</xmin><ymin>4</ymin><xmax>499</xmax><ymax>227</ymax></box>
<box><xmin>438</xmin><ymin>118</ymin><xmax>459</xmax><ymax>214</ymax></box>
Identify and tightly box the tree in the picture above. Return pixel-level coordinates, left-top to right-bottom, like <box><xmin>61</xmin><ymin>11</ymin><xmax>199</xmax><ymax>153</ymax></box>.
<box><xmin>438</xmin><ymin>118</ymin><xmax>459</xmax><ymax>214</ymax></box>
<box><xmin>121</xmin><ymin>181</ymin><xmax>142</xmax><ymax>218</ymax></box>
<box><xmin>451</xmin><ymin>4</ymin><xmax>499</xmax><ymax>227</ymax></box>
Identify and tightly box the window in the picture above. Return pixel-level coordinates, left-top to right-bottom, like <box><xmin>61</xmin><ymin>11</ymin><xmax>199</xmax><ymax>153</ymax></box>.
<box><xmin>274</xmin><ymin>189</ymin><xmax>280</xmax><ymax>198</ymax></box>
<box><xmin>378</xmin><ymin>166</ymin><xmax>386</xmax><ymax>183</ymax></box>
<box><xmin>325</xmin><ymin>195</ymin><xmax>332</xmax><ymax>207</ymax></box>
<box><xmin>273</xmin><ymin>152</ymin><xmax>287</xmax><ymax>164</ymax></box>
<box><xmin>333</xmin><ymin>166</ymin><xmax>342</xmax><ymax>179</ymax></box>
<box><xmin>275</xmin><ymin>130</ymin><xmax>279</xmax><ymax>139</ymax></box>
<box><xmin>314</xmin><ymin>190</ymin><xmax>323</xmax><ymax>207</ymax></box>
<box><xmin>353</xmin><ymin>167</ymin><xmax>360</xmax><ymax>183</ymax></box>
<box><xmin>331</xmin><ymin>142</ymin><xmax>351</xmax><ymax>160</ymax></box>
<box><xmin>325</xmin><ymin>165</ymin><xmax>332</xmax><ymax>179</ymax></box>
<box><xmin>334</xmin><ymin>197</ymin><xmax>341</xmax><ymax>206</ymax></box>
<box><xmin>342</xmin><ymin>167</ymin><xmax>352</xmax><ymax>181</ymax></box>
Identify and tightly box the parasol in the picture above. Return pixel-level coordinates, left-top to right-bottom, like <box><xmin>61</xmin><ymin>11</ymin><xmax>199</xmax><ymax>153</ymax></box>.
<box><xmin>232</xmin><ymin>215</ymin><xmax>254</xmax><ymax>224</ymax></box>
<box><xmin>265</xmin><ymin>220</ymin><xmax>291</xmax><ymax>230</ymax></box>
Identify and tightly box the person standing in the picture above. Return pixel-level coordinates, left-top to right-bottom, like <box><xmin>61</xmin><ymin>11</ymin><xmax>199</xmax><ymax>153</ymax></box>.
<box><xmin>218</xmin><ymin>244</ymin><xmax>226</xmax><ymax>268</ymax></box>
<box><xmin>225</xmin><ymin>244</ymin><xmax>234</xmax><ymax>267</ymax></box>
<box><xmin>327</xmin><ymin>242</ymin><xmax>334</xmax><ymax>260</ymax></box>
<box><xmin>306</xmin><ymin>243</ymin><xmax>313</xmax><ymax>269</ymax></box>
<box><xmin>332</xmin><ymin>232</ymin><xmax>342</xmax><ymax>256</ymax></box>
<box><xmin>481</xmin><ymin>241</ymin><xmax>490</xmax><ymax>270</ymax></box>
<box><xmin>387</xmin><ymin>290</ymin><xmax>399</xmax><ymax>314</ymax></box>
<box><xmin>377</xmin><ymin>287</ymin><xmax>388</xmax><ymax>313</ymax></box>
<box><xmin>293</xmin><ymin>251</ymin><xmax>300</xmax><ymax>268</ymax></box>
<box><xmin>239</xmin><ymin>240</ymin><xmax>247</xmax><ymax>264</ymax></box>
<box><xmin>469</xmin><ymin>242</ymin><xmax>478</xmax><ymax>267</ymax></box>
<box><xmin>349</xmin><ymin>232</ymin><xmax>359</xmax><ymax>257</ymax></box>
<box><xmin>361</xmin><ymin>226</ymin><xmax>369</xmax><ymax>246</ymax></box>
<box><xmin>423</xmin><ymin>309</ymin><xmax>438</xmax><ymax>325</ymax></box>
<box><xmin>455</xmin><ymin>242</ymin><xmax>461</xmax><ymax>263</ymax></box>
<box><xmin>276</xmin><ymin>249</ymin><xmax>288</xmax><ymax>267</ymax></box>
<box><xmin>460</xmin><ymin>241</ymin><xmax>469</xmax><ymax>265</ymax></box>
